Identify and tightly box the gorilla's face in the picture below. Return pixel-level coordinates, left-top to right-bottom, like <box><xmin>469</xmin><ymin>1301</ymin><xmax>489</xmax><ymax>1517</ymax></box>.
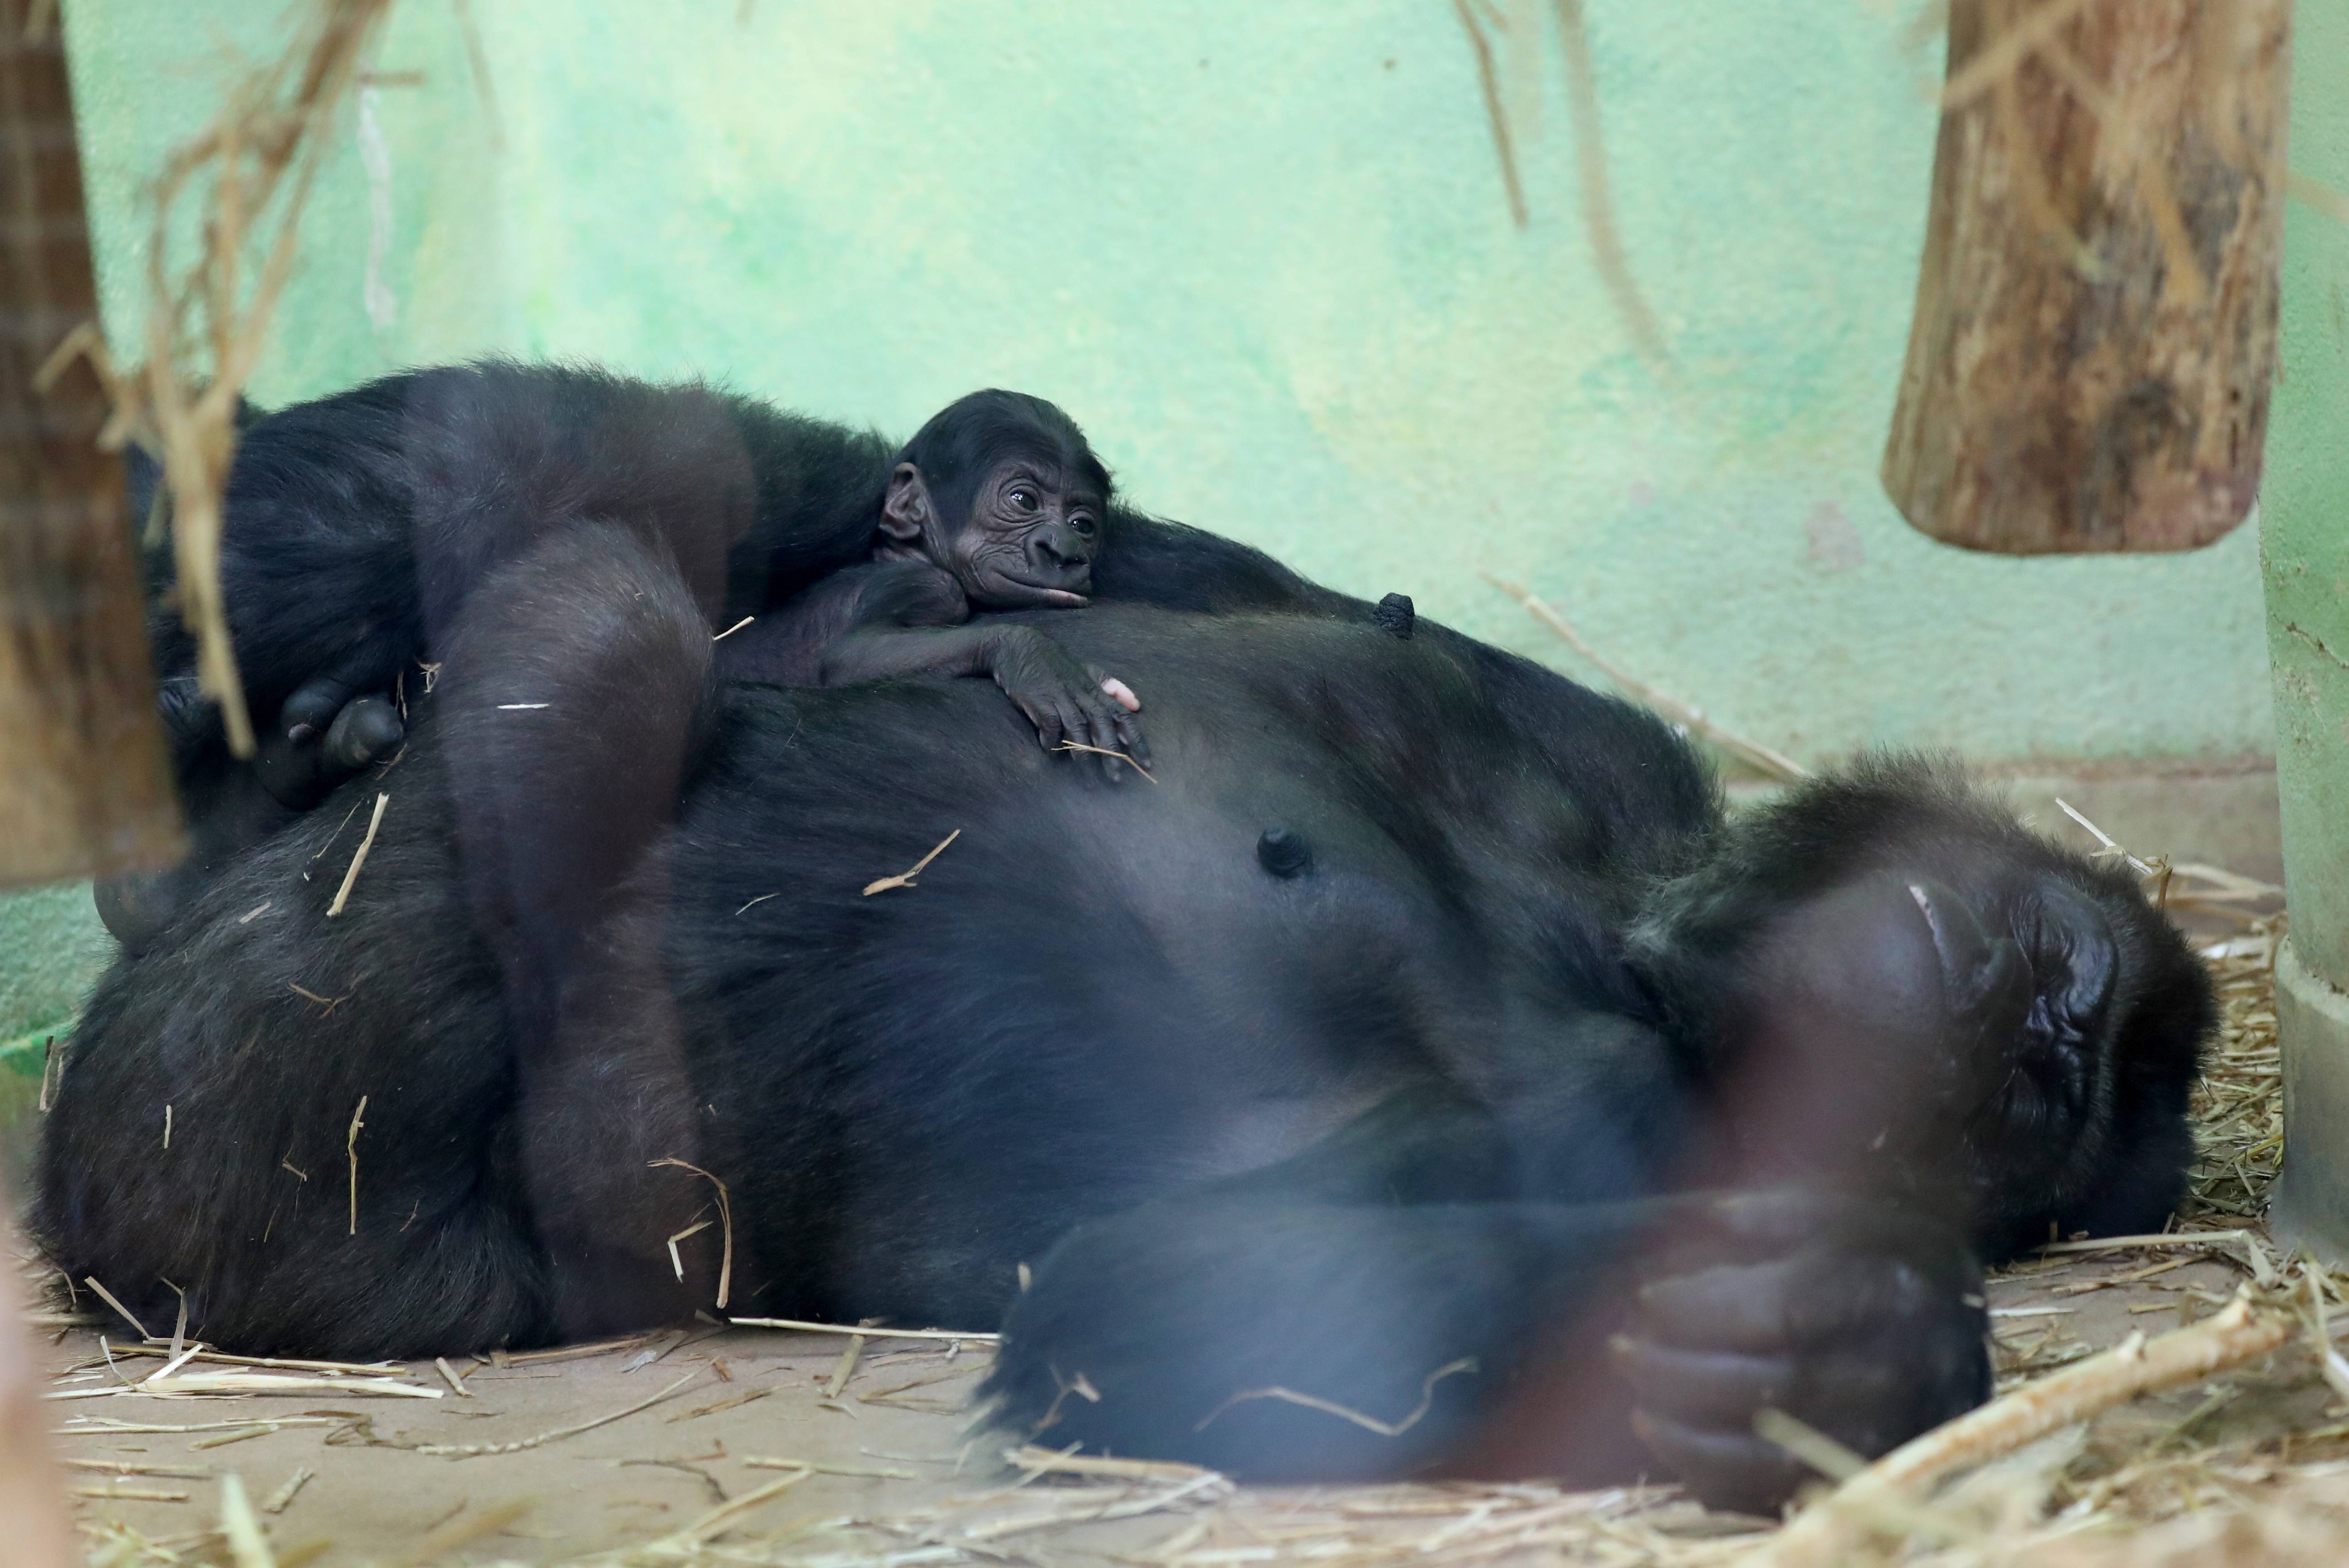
<box><xmin>946</xmin><ymin>458</ymin><xmax>1101</xmax><ymax>609</ymax></box>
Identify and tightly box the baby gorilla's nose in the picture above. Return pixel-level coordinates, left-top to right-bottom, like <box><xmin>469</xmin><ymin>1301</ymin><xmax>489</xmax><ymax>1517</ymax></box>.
<box><xmin>1028</xmin><ymin>521</ymin><xmax>1090</xmax><ymax>576</ymax></box>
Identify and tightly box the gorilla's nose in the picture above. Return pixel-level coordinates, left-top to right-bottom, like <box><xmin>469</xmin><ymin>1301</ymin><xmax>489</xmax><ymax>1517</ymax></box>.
<box><xmin>1030</xmin><ymin>523</ymin><xmax>1090</xmax><ymax>576</ymax></box>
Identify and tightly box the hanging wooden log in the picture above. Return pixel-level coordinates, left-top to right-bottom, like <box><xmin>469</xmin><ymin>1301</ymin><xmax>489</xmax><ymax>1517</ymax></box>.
<box><xmin>0</xmin><ymin>1</ymin><xmax>183</xmax><ymax>887</ymax></box>
<box><xmin>1882</xmin><ymin>0</ymin><xmax>2291</xmax><ymax>554</ymax></box>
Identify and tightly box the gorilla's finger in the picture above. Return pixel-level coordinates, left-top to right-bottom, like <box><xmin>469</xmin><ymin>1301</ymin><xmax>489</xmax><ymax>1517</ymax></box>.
<box><xmin>1029</xmin><ymin>702</ymin><xmax>1067</xmax><ymax>755</ymax></box>
<box><xmin>1642</xmin><ymin>1189</ymin><xmax>1858</xmax><ymax>1279</ymax></box>
<box><xmin>280</xmin><ymin>674</ymin><xmax>360</xmax><ymax>742</ymax></box>
<box><xmin>1630</xmin><ymin>1410</ymin><xmax>1810</xmax><ymax>1517</ymax></box>
<box><xmin>323</xmin><ymin>696</ymin><xmax>406</xmax><ymax>770</ymax></box>
<box><xmin>1637</xmin><ymin>1260</ymin><xmax>1801</xmax><ymax>1353</ymax></box>
<box><xmin>1076</xmin><ymin>697</ymin><xmax>1126</xmax><ymax>782</ymax></box>
<box><xmin>249</xmin><ymin>729</ymin><xmax>332</xmax><ymax>810</ymax></box>
<box><xmin>1611</xmin><ymin>1336</ymin><xmax>1794</xmax><ymax>1426</ymax></box>
<box><xmin>1113</xmin><ymin>709</ymin><xmax>1151</xmax><ymax>770</ymax></box>
<box><xmin>1098</xmin><ymin>676</ymin><xmax>1141</xmax><ymax>713</ymax></box>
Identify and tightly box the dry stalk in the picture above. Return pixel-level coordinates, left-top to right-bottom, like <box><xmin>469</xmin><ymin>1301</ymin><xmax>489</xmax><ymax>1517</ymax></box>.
<box><xmin>411</xmin><ymin>1370</ymin><xmax>695</xmax><ymax>1457</ymax></box>
<box><xmin>344</xmin><ymin>1093</ymin><xmax>367</xmax><ymax>1234</ymax></box>
<box><xmin>111</xmin><ymin>0</ymin><xmax>397</xmax><ymax>757</ymax></box>
<box><xmin>863</xmin><ymin>828</ymin><xmax>963</xmax><ymax>896</ymax></box>
<box><xmin>1052</xmin><ymin>741</ymin><xmax>1157</xmax><ymax>783</ymax></box>
<box><xmin>1449</xmin><ymin>0</ymin><xmax>1671</xmax><ymax>373</ymax></box>
<box><xmin>725</xmin><ymin>1316</ymin><xmax>998</xmax><ymax>1344</ymax></box>
<box><xmin>1195</xmin><ymin>1357</ymin><xmax>1477</xmax><ymax>1437</ymax></box>
<box><xmin>326</xmin><ymin>792</ymin><xmax>389</xmax><ymax>917</ymax></box>
<box><xmin>1751</xmin><ymin>1288</ymin><xmax>2293</xmax><ymax>1568</ymax></box>
<box><xmin>1549</xmin><ymin>0</ymin><xmax>1671</xmax><ymax>373</ymax></box>
<box><xmin>647</xmin><ymin>1157</ymin><xmax>734</xmax><ymax>1309</ymax></box>
<box><xmin>1486</xmin><ymin>574</ymin><xmax>1810</xmax><ymax>781</ymax></box>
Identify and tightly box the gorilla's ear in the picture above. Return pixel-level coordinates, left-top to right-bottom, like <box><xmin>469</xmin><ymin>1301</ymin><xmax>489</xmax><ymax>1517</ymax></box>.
<box><xmin>879</xmin><ymin>462</ymin><xmax>931</xmax><ymax>542</ymax></box>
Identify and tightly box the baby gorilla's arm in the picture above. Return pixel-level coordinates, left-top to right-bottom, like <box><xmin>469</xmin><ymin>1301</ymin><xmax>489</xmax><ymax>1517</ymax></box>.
<box><xmin>738</xmin><ymin>560</ymin><xmax>1148</xmax><ymax>782</ymax></box>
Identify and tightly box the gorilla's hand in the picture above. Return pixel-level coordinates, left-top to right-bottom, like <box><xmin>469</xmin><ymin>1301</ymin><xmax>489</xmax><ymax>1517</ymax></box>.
<box><xmin>988</xmin><ymin>625</ymin><xmax>1150</xmax><ymax>783</ymax></box>
<box><xmin>253</xmin><ymin>682</ymin><xmax>407</xmax><ymax>808</ymax></box>
<box><xmin>1612</xmin><ymin>1190</ymin><xmax>1989</xmax><ymax>1515</ymax></box>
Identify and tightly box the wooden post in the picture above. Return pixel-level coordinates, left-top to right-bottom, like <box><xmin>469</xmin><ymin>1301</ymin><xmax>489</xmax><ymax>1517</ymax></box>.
<box><xmin>0</xmin><ymin>1</ymin><xmax>183</xmax><ymax>886</ymax></box>
<box><xmin>1882</xmin><ymin>0</ymin><xmax>2291</xmax><ymax>555</ymax></box>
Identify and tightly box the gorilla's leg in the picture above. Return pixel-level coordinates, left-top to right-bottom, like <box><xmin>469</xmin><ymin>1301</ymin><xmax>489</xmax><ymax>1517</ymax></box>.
<box><xmin>37</xmin><ymin>747</ymin><xmax>555</xmax><ymax>1358</ymax></box>
<box><xmin>434</xmin><ymin>523</ymin><xmax>723</xmax><ymax>1335</ymax></box>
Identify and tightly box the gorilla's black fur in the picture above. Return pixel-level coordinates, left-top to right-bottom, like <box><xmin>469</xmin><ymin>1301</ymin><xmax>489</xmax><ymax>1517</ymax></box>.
<box><xmin>38</xmin><ymin>497</ymin><xmax>2210</xmax><ymax>1507</ymax></box>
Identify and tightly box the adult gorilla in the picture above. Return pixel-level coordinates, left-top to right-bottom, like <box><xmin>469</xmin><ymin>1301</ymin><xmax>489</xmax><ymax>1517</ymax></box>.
<box><xmin>37</xmin><ymin>518</ymin><xmax>2209</xmax><ymax>1512</ymax></box>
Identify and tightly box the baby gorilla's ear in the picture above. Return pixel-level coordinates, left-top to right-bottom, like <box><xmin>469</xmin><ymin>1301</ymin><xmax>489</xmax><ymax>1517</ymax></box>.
<box><xmin>879</xmin><ymin>462</ymin><xmax>932</xmax><ymax>543</ymax></box>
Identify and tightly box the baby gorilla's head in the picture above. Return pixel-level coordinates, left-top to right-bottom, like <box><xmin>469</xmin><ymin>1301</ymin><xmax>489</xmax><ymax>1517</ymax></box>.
<box><xmin>879</xmin><ymin>390</ymin><xmax>1111</xmax><ymax>610</ymax></box>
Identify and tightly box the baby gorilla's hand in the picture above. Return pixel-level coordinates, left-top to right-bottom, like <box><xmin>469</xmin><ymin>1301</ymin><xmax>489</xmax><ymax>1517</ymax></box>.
<box><xmin>990</xmin><ymin>627</ymin><xmax>1150</xmax><ymax>783</ymax></box>
<box><xmin>252</xmin><ymin>682</ymin><xmax>407</xmax><ymax>808</ymax></box>
<box><xmin>1612</xmin><ymin>1190</ymin><xmax>1989</xmax><ymax>1516</ymax></box>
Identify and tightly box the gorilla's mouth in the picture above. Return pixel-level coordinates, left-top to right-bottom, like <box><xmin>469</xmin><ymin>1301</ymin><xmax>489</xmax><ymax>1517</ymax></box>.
<box><xmin>977</xmin><ymin>561</ymin><xmax>1091</xmax><ymax>608</ymax></box>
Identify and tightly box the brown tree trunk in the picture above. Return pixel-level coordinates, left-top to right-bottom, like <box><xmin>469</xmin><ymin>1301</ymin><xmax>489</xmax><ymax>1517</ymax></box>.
<box><xmin>0</xmin><ymin>0</ymin><xmax>182</xmax><ymax>886</ymax></box>
<box><xmin>1882</xmin><ymin>0</ymin><xmax>2291</xmax><ymax>555</ymax></box>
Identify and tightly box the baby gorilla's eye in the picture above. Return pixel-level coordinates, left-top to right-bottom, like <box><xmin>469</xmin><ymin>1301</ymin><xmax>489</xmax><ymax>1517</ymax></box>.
<box><xmin>1070</xmin><ymin>513</ymin><xmax>1097</xmax><ymax>537</ymax></box>
<box><xmin>1007</xmin><ymin>486</ymin><xmax>1039</xmax><ymax>511</ymax></box>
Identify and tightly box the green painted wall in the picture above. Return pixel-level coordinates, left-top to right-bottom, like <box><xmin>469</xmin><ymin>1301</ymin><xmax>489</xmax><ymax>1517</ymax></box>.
<box><xmin>55</xmin><ymin>0</ymin><xmax>2274</xmax><ymax>769</ymax></box>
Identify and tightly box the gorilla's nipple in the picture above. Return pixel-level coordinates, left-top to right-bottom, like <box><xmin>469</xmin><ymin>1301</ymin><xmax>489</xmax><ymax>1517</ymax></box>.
<box><xmin>1375</xmin><ymin>593</ymin><xmax>1415</xmax><ymax>639</ymax></box>
<box><xmin>1257</xmin><ymin>827</ymin><xmax>1313</xmax><ymax>878</ymax></box>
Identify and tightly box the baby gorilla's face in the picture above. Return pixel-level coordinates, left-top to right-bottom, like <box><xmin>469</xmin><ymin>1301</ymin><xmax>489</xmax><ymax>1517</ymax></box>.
<box><xmin>945</xmin><ymin>458</ymin><xmax>1102</xmax><ymax>610</ymax></box>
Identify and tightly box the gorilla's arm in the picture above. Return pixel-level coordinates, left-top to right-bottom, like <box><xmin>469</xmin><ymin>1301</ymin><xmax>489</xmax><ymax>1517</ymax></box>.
<box><xmin>720</xmin><ymin>560</ymin><xmax>1148</xmax><ymax>779</ymax></box>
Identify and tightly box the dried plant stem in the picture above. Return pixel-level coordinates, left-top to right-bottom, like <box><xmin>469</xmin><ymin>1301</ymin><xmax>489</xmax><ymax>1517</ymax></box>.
<box><xmin>326</xmin><ymin>792</ymin><xmax>388</xmax><ymax>917</ymax></box>
<box><xmin>1196</xmin><ymin>1357</ymin><xmax>1477</xmax><ymax>1437</ymax></box>
<box><xmin>219</xmin><ymin>1473</ymin><xmax>274</xmax><ymax>1568</ymax></box>
<box><xmin>725</xmin><ymin>1317</ymin><xmax>998</xmax><ymax>1344</ymax></box>
<box><xmin>1485</xmin><ymin>574</ymin><xmax>1810</xmax><ymax>781</ymax></box>
<box><xmin>1754</xmin><ymin>1289</ymin><xmax>2293</xmax><ymax>1568</ymax></box>
<box><xmin>344</xmin><ymin>1094</ymin><xmax>366</xmax><ymax>1234</ymax></box>
<box><xmin>412</xmin><ymin>1370</ymin><xmax>696</xmax><ymax>1457</ymax></box>
<box><xmin>1550</xmin><ymin>0</ymin><xmax>1670</xmax><ymax>373</ymax></box>
<box><xmin>81</xmin><ymin>1277</ymin><xmax>151</xmax><ymax>1339</ymax></box>
<box><xmin>1451</xmin><ymin>0</ymin><xmax>1528</xmax><ymax>228</ymax></box>
<box><xmin>647</xmin><ymin>1157</ymin><xmax>734</xmax><ymax>1309</ymax></box>
<box><xmin>128</xmin><ymin>0</ymin><xmax>395</xmax><ymax>757</ymax></box>
<box><xmin>862</xmin><ymin>828</ymin><xmax>962</xmax><ymax>896</ymax></box>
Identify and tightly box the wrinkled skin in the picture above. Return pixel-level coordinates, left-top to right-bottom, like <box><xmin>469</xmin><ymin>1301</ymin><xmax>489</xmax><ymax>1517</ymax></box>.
<box><xmin>40</xmin><ymin>523</ymin><xmax>2211</xmax><ymax>1511</ymax></box>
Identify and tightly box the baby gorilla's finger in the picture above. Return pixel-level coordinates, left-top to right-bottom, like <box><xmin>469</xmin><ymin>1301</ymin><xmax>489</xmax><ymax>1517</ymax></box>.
<box><xmin>323</xmin><ymin>695</ymin><xmax>406</xmax><ymax>770</ymax></box>
<box><xmin>1075</xmin><ymin>695</ymin><xmax>1130</xmax><ymax>783</ymax></box>
<box><xmin>280</xmin><ymin>674</ymin><xmax>360</xmax><ymax>742</ymax></box>
<box><xmin>1112</xmin><ymin>708</ymin><xmax>1151</xmax><ymax>771</ymax></box>
<box><xmin>1097</xmin><ymin>676</ymin><xmax>1141</xmax><ymax>713</ymax></box>
<box><xmin>1017</xmin><ymin>695</ymin><xmax>1067</xmax><ymax>756</ymax></box>
<box><xmin>1611</xmin><ymin>1335</ymin><xmax>1795</xmax><ymax>1428</ymax></box>
<box><xmin>1631</xmin><ymin>1409</ymin><xmax>1812</xmax><ymax>1517</ymax></box>
<box><xmin>1636</xmin><ymin>1259</ymin><xmax>1802</xmax><ymax>1353</ymax></box>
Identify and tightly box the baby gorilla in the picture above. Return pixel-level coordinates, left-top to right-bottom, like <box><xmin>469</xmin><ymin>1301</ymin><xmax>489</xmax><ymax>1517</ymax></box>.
<box><xmin>715</xmin><ymin>391</ymin><xmax>1147</xmax><ymax>775</ymax></box>
<box><xmin>277</xmin><ymin>386</ymin><xmax>1148</xmax><ymax>793</ymax></box>
<box><xmin>100</xmin><ymin>376</ymin><xmax>1145</xmax><ymax>956</ymax></box>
